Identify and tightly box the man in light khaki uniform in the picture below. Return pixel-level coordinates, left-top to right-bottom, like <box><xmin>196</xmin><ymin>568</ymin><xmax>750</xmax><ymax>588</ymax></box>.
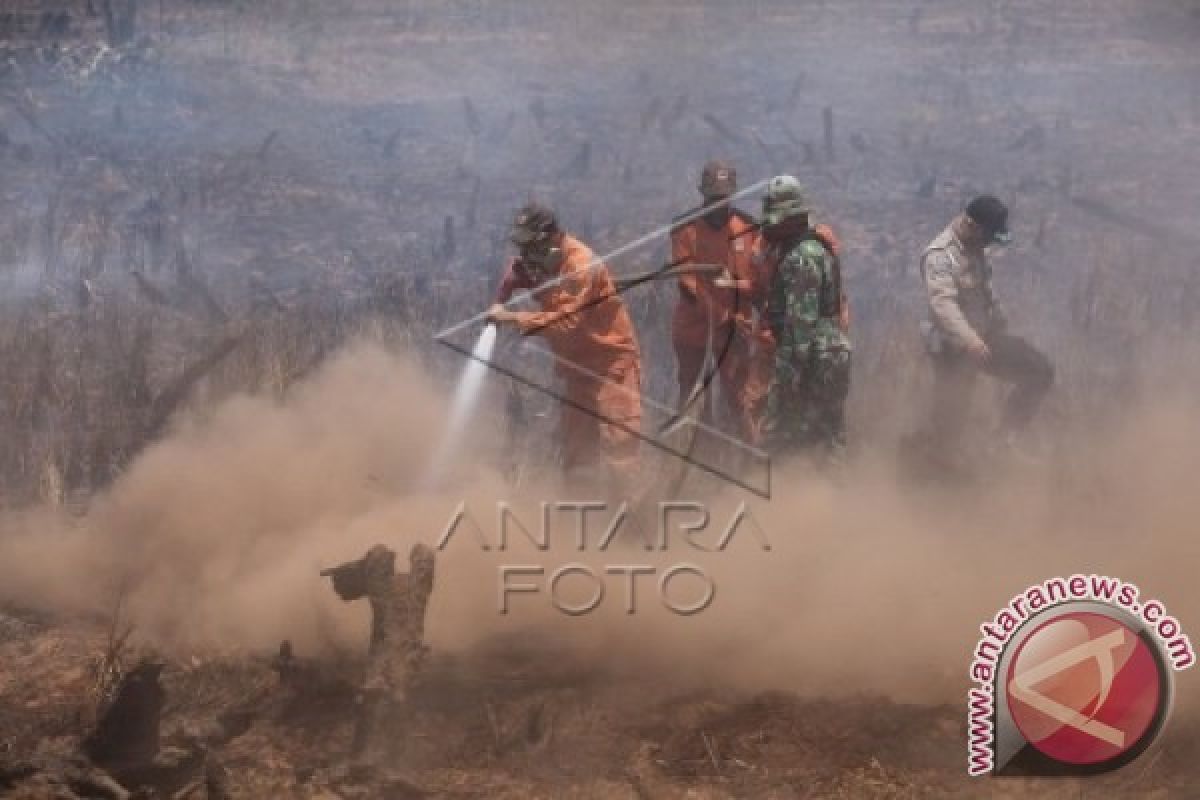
<box><xmin>916</xmin><ymin>195</ymin><xmax>1053</xmax><ymax>464</ymax></box>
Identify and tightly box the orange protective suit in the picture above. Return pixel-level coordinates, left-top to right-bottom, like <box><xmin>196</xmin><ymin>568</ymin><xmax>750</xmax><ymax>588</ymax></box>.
<box><xmin>497</xmin><ymin>235</ymin><xmax>642</xmax><ymax>478</ymax></box>
<box><xmin>670</xmin><ymin>210</ymin><xmax>771</xmax><ymax>444</ymax></box>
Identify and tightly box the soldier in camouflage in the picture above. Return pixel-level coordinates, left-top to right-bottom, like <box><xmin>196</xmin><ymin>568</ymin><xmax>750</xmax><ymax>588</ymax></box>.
<box><xmin>914</xmin><ymin>196</ymin><xmax>1053</xmax><ymax>467</ymax></box>
<box><xmin>759</xmin><ymin>176</ymin><xmax>851</xmax><ymax>463</ymax></box>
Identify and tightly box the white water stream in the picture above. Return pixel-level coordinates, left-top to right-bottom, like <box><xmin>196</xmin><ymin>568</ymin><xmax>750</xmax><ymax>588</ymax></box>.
<box><xmin>423</xmin><ymin>323</ymin><xmax>498</xmax><ymax>488</ymax></box>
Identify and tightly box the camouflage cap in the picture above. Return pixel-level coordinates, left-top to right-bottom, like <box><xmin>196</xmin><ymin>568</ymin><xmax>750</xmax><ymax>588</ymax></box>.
<box><xmin>510</xmin><ymin>203</ymin><xmax>559</xmax><ymax>246</ymax></box>
<box><xmin>761</xmin><ymin>175</ymin><xmax>812</xmax><ymax>227</ymax></box>
<box><xmin>699</xmin><ymin>160</ymin><xmax>737</xmax><ymax>196</ymax></box>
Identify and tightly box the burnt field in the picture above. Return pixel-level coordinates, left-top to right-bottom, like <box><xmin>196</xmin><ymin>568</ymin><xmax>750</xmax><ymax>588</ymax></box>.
<box><xmin>1</xmin><ymin>1</ymin><xmax>1200</xmax><ymax>798</ymax></box>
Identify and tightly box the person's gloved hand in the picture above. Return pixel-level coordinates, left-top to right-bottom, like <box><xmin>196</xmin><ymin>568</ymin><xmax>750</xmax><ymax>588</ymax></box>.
<box><xmin>487</xmin><ymin>304</ymin><xmax>518</xmax><ymax>325</ymax></box>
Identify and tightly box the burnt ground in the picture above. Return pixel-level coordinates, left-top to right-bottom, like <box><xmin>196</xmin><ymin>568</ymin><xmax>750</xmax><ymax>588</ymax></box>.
<box><xmin>3</xmin><ymin>609</ymin><xmax>1200</xmax><ymax>799</ymax></box>
<box><xmin>2</xmin><ymin>0</ymin><xmax>1200</xmax><ymax>798</ymax></box>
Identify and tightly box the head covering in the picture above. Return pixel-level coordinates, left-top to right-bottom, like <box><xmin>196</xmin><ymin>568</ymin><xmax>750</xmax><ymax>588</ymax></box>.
<box><xmin>965</xmin><ymin>195</ymin><xmax>1011</xmax><ymax>244</ymax></box>
<box><xmin>699</xmin><ymin>160</ymin><xmax>737</xmax><ymax>196</ymax></box>
<box><xmin>761</xmin><ymin>174</ymin><xmax>812</xmax><ymax>227</ymax></box>
<box><xmin>510</xmin><ymin>203</ymin><xmax>560</xmax><ymax>247</ymax></box>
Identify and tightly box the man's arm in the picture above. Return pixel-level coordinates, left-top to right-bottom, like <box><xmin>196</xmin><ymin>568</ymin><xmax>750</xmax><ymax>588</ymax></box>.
<box><xmin>512</xmin><ymin>262</ymin><xmax>605</xmax><ymax>335</ymax></box>
<box><xmin>923</xmin><ymin>250</ymin><xmax>986</xmax><ymax>352</ymax></box>
<box><xmin>494</xmin><ymin>257</ymin><xmax>530</xmax><ymax>304</ymax></box>
<box><xmin>671</xmin><ymin>226</ymin><xmax>730</xmax><ymax>323</ymax></box>
<box><xmin>807</xmin><ymin>224</ymin><xmax>850</xmax><ymax>331</ymax></box>
<box><xmin>818</xmin><ymin>248</ymin><xmax>844</xmax><ymax>327</ymax></box>
<box><xmin>671</xmin><ymin>227</ymin><xmax>701</xmax><ymax>301</ymax></box>
<box><xmin>984</xmin><ymin>268</ymin><xmax>1008</xmax><ymax>332</ymax></box>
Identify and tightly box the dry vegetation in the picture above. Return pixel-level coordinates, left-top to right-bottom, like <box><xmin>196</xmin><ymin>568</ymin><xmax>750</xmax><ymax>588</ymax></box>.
<box><xmin>1</xmin><ymin>0</ymin><xmax>1200</xmax><ymax>797</ymax></box>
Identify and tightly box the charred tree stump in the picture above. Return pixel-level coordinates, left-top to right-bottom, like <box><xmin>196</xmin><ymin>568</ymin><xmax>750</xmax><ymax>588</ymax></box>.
<box><xmin>83</xmin><ymin>659</ymin><xmax>203</xmax><ymax>793</ymax></box>
<box><xmin>84</xmin><ymin>660</ymin><xmax>165</xmax><ymax>770</ymax></box>
<box><xmin>322</xmin><ymin>543</ymin><xmax>436</xmax><ymax>766</ymax></box>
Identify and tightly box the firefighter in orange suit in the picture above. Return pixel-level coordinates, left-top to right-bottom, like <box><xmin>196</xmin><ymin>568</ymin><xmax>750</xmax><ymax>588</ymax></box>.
<box><xmin>669</xmin><ymin>160</ymin><xmax>770</xmax><ymax>444</ymax></box>
<box><xmin>489</xmin><ymin>203</ymin><xmax>642</xmax><ymax>494</ymax></box>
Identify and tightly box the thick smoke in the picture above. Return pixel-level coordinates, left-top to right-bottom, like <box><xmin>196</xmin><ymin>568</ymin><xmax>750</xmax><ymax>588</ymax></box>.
<box><xmin>0</xmin><ymin>340</ymin><xmax>1196</xmax><ymax>706</ymax></box>
<box><xmin>0</xmin><ymin>0</ymin><xmax>1198</xmax><ymax>714</ymax></box>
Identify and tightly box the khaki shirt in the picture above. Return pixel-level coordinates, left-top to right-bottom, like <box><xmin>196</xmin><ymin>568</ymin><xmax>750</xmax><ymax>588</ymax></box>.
<box><xmin>920</xmin><ymin>218</ymin><xmax>1005</xmax><ymax>351</ymax></box>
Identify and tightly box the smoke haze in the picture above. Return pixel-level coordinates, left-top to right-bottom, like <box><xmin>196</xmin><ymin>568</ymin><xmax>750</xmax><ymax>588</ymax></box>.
<box><xmin>0</xmin><ymin>339</ymin><xmax>1196</xmax><ymax>707</ymax></box>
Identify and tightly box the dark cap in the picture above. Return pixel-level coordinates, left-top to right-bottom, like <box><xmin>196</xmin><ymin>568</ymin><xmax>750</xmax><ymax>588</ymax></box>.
<box><xmin>510</xmin><ymin>203</ymin><xmax>559</xmax><ymax>246</ymax></box>
<box><xmin>699</xmin><ymin>160</ymin><xmax>737</xmax><ymax>196</ymax></box>
<box><xmin>965</xmin><ymin>195</ymin><xmax>1011</xmax><ymax>244</ymax></box>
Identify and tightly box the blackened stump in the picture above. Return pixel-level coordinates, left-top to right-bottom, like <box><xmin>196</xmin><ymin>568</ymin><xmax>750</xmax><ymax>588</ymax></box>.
<box><xmin>321</xmin><ymin>543</ymin><xmax>436</xmax><ymax>764</ymax></box>
<box><xmin>84</xmin><ymin>660</ymin><xmax>165</xmax><ymax>769</ymax></box>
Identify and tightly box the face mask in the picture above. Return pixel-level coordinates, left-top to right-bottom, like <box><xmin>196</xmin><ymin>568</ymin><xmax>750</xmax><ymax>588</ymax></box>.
<box><xmin>703</xmin><ymin>207</ymin><xmax>731</xmax><ymax>228</ymax></box>
<box><xmin>701</xmin><ymin>195</ymin><xmax>732</xmax><ymax>228</ymax></box>
<box><xmin>522</xmin><ymin>241</ymin><xmax>565</xmax><ymax>276</ymax></box>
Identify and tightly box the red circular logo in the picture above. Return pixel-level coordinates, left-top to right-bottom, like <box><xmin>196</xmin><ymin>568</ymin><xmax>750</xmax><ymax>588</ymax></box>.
<box><xmin>1006</xmin><ymin>611</ymin><xmax>1164</xmax><ymax>766</ymax></box>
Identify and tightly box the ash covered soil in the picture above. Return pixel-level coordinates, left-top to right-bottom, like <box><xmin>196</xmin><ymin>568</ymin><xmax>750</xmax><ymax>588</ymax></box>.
<box><xmin>2</xmin><ymin>0</ymin><xmax>1200</xmax><ymax>798</ymax></box>
<box><xmin>5</xmin><ymin>610</ymin><xmax>1200</xmax><ymax>799</ymax></box>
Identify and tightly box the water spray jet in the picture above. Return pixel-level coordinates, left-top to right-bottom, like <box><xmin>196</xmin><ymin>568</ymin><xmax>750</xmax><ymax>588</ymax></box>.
<box><xmin>424</xmin><ymin>323</ymin><xmax>498</xmax><ymax>488</ymax></box>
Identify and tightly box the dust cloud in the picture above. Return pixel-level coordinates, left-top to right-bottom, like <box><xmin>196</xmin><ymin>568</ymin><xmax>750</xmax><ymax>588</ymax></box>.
<box><xmin>0</xmin><ymin>340</ymin><xmax>1196</xmax><ymax>706</ymax></box>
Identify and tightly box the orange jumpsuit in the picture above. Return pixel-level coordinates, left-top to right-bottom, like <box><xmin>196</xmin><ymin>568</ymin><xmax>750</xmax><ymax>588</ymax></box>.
<box><xmin>497</xmin><ymin>235</ymin><xmax>642</xmax><ymax>477</ymax></box>
<box><xmin>670</xmin><ymin>210</ymin><xmax>771</xmax><ymax>444</ymax></box>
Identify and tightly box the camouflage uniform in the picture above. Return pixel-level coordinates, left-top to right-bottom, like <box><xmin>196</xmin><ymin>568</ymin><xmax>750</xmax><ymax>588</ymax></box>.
<box><xmin>760</xmin><ymin>177</ymin><xmax>851</xmax><ymax>462</ymax></box>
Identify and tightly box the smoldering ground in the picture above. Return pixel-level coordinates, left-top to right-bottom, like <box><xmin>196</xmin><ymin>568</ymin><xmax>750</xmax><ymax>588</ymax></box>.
<box><xmin>1</xmin><ymin>0</ymin><xmax>1199</xmax><ymax>714</ymax></box>
<box><xmin>0</xmin><ymin>339</ymin><xmax>1197</xmax><ymax>709</ymax></box>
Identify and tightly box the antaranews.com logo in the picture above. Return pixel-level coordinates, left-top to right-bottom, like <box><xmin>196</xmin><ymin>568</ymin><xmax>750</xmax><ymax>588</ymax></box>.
<box><xmin>968</xmin><ymin>574</ymin><xmax>1195</xmax><ymax>777</ymax></box>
